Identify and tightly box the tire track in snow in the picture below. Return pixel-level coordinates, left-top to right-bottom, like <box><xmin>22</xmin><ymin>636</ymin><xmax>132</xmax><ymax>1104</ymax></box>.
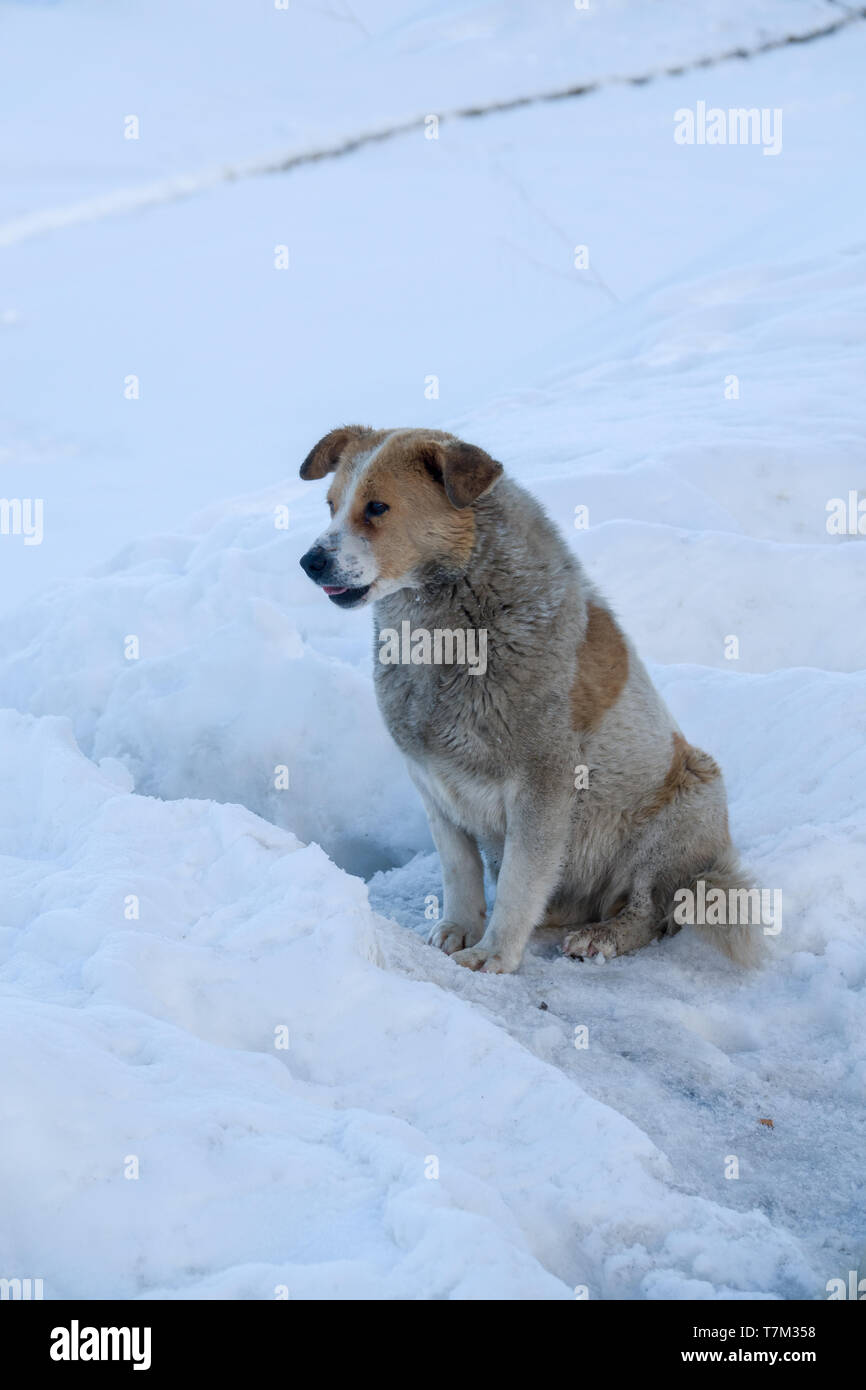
<box><xmin>1</xmin><ymin>7</ymin><xmax>864</xmax><ymax>251</ymax></box>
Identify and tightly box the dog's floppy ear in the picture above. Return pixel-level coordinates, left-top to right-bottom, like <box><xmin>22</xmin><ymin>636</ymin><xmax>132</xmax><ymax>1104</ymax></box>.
<box><xmin>299</xmin><ymin>425</ymin><xmax>370</xmax><ymax>480</ymax></box>
<box><xmin>421</xmin><ymin>437</ymin><xmax>503</xmax><ymax>509</ymax></box>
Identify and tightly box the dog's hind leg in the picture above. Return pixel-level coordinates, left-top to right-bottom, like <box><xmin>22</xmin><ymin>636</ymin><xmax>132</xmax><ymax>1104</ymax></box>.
<box><xmin>562</xmin><ymin>883</ymin><xmax>661</xmax><ymax>962</ymax></box>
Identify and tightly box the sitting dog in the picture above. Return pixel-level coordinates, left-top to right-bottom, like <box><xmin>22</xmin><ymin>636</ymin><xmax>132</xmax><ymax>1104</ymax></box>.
<box><xmin>299</xmin><ymin>425</ymin><xmax>757</xmax><ymax>974</ymax></box>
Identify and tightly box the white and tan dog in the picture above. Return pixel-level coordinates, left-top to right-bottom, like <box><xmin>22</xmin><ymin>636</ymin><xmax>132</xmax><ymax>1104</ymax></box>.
<box><xmin>300</xmin><ymin>426</ymin><xmax>758</xmax><ymax>974</ymax></box>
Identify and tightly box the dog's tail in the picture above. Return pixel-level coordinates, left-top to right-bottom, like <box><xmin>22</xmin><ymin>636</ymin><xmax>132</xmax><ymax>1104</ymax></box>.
<box><xmin>662</xmin><ymin>850</ymin><xmax>766</xmax><ymax>967</ymax></box>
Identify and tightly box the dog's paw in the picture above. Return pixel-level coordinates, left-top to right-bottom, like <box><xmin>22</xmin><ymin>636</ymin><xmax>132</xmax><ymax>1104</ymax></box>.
<box><xmin>450</xmin><ymin>944</ymin><xmax>518</xmax><ymax>974</ymax></box>
<box><xmin>427</xmin><ymin>920</ymin><xmax>482</xmax><ymax>956</ymax></box>
<box><xmin>562</xmin><ymin>927</ymin><xmax>618</xmax><ymax>961</ymax></box>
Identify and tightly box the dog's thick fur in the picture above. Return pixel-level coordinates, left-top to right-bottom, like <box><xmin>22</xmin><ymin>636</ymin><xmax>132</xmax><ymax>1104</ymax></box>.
<box><xmin>299</xmin><ymin>426</ymin><xmax>760</xmax><ymax>974</ymax></box>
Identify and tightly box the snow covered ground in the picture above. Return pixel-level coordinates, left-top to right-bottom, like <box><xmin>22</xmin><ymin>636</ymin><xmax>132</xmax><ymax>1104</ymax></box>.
<box><xmin>0</xmin><ymin>1</ymin><xmax>864</xmax><ymax>1299</ymax></box>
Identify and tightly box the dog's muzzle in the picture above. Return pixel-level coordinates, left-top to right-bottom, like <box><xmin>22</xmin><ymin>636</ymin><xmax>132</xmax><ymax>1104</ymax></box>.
<box><xmin>299</xmin><ymin>546</ymin><xmax>372</xmax><ymax>607</ymax></box>
<box><xmin>299</xmin><ymin>544</ymin><xmax>331</xmax><ymax>580</ymax></box>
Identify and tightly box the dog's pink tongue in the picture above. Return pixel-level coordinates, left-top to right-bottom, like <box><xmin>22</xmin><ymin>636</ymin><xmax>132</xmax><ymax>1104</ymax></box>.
<box><xmin>323</xmin><ymin>585</ymin><xmax>348</xmax><ymax>595</ymax></box>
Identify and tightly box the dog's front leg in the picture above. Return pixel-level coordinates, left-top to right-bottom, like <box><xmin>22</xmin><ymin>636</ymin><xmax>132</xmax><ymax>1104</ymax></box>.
<box><xmin>418</xmin><ymin>794</ymin><xmax>488</xmax><ymax>956</ymax></box>
<box><xmin>452</xmin><ymin>787</ymin><xmax>570</xmax><ymax>975</ymax></box>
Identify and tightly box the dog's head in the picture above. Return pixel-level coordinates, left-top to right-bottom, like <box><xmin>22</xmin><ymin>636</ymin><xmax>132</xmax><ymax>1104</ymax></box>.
<box><xmin>298</xmin><ymin>427</ymin><xmax>503</xmax><ymax>608</ymax></box>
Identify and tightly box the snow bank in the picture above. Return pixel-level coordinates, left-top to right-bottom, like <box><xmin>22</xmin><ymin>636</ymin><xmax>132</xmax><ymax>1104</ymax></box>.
<box><xmin>0</xmin><ymin>500</ymin><xmax>427</xmax><ymax>878</ymax></box>
<box><xmin>0</xmin><ymin>710</ymin><xmax>819</xmax><ymax>1298</ymax></box>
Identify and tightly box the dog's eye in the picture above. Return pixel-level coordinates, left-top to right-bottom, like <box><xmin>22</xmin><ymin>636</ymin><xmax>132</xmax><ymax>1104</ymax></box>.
<box><xmin>326</xmin><ymin>498</ymin><xmax>335</xmax><ymax>515</ymax></box>
<box><xmin>365</xmin><ymin>500</ymin><xmax>389</xmax><ymax>519</ymax></box>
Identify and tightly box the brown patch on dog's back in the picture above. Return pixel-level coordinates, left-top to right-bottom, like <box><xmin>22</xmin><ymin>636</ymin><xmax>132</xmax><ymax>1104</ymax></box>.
<box><xmin>570</xmin><ymin>603</ymin><xmax>630</xmax><ymax>731</ymax></box>
<box><xmin>634</xmin><ymin>732</ymin><xmax>721</xmax><ymax>825</ymax></box>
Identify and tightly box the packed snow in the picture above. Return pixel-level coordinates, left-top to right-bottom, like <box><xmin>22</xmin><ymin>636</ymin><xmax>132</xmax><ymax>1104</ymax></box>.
<box><xmin>0</xmin><ymin>1</ymin><xmax>863</xmax><ymax>1300</ymax></box>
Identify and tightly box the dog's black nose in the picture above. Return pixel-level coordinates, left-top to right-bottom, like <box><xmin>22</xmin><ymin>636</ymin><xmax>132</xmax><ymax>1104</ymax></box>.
<box><xmin>300</xmin><ymin>545</ymin><xmax>329</xmax><ymax>579</ymax></box>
